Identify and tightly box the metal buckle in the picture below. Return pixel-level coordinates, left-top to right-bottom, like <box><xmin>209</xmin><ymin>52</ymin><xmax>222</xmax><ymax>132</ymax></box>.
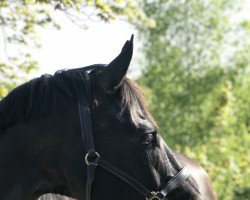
<box><xmin>85</xmin><ymin>152</ymin><xmax>100</xmax><ymax>166</ymax></box>
<box><xmin>146</xmin><ymin>191</ymin><xmax>165</xmax><ymax>200</ymax></box>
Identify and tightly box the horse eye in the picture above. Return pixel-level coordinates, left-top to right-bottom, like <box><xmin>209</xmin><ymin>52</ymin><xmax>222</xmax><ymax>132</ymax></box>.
<box><xmin>142</xmin><ymin>134</ymin><xmax>154</xmax><ymax>145</ymax></box>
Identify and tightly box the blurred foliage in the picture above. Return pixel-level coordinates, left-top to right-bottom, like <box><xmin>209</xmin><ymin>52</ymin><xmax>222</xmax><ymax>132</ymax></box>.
<box><xmin>137</xmin><ymin>0</ymin><xmax>250</xmax><ymax>199</ymax></box>
<box><xmin>0</xmin><ymin>0</ymin><xmax>152</xmax><ymax>98</ymax></box>
<box><xmin>35</xmin><ymin>0</ymin><xmax>155</xmax><ymax>27</ymax></box>
<box><xmin>0</xmin><ymin>0</ymin><xmax>52</xmax><ymax>97</ymax></box>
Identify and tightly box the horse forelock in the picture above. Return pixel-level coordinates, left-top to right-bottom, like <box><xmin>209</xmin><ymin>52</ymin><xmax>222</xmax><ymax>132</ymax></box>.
<box><xmin>120</xmin><ymin>78</ymin><xmax>158</xmax><ymax>128</ymax></box>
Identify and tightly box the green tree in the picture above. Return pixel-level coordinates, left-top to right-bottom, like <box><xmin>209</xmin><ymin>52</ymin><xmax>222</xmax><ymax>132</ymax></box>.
<box><xmin>0</xmin><ymin>0</ymin><xmax>153</xmax><ymax>98</ymax></box>
<box><xmin>137</xmin><ymin>0</ymin><xmax>250</xmax><ymax>199</ymax></box>
<box><xmin>0</xmin><ymin>0</ymin><xmax>51</xmax><ymax>97</ymax></box>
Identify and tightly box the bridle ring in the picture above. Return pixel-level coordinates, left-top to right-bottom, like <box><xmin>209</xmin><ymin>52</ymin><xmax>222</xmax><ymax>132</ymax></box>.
<box><xmin>85</xmin><ymin>152</ymin><xmax>100</xmax><ymax>166</ymax></box>
<box><xmin>146</xmin><ymin>192</ymin><xmax>165</xmax><ymax>200</ymax></box>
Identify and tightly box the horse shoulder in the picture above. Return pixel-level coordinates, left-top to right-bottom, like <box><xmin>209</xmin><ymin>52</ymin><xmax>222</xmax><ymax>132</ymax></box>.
<box><xmin>173</xmin><ymin>152</ymin><xmax>217</xmax><ymax>200</ymax></box>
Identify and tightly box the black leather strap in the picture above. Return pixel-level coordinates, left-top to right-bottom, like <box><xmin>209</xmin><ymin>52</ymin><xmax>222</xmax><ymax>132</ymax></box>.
<box><xmin>160</xmin><ymin>167</ymin><xmax>191</xmax><ymax>197</ymax></box>
<box><xmin>99</xmin><ymin>159</ymin><xmax>191</xmax><ymax>200</ymax></box>
<box><xmin>78</xmin><ymin>72</ymin><xmax>98</xmax><ymax>200</ymax></box>
<box><xmin>99</xmin><ymin>158</ymin><xmax>153</xmax><ymax>199</ymax></box>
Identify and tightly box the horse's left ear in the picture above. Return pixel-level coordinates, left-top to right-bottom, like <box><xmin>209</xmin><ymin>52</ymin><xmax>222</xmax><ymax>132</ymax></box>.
<box><xmin>97</xmin><ymin>35</ymin><xmax>133</xmax><ymax>92</ymax></box>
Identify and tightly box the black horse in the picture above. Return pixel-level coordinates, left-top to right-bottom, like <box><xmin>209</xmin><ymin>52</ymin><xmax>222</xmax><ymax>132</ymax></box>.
<box><xmin>0</xmin><ymin>36</ymin><xmax>217</xmax><ymax>200</ymax></box>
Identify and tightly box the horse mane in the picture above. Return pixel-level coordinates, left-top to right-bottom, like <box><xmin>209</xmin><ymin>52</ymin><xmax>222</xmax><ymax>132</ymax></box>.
<box><xmin>0</xmin><ymin>65</ymin><xmax>150</xmax><ymax>129</ymax></box>
<box><xmin>0</xmin><ymin>67</ymin><xmax>93</xmax><ymax>129</ymax></box>
<box><xmin>0</xmin><ymin>65</ymin><xmax>152</xmax><ymax>130</ymax></box>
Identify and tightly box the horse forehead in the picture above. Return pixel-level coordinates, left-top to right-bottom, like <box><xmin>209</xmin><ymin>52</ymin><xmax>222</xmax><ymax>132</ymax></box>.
<box><xmin>129</xmin><ymin>108</ymin><xmax>155</xmax><ymax>131</ymax></box>
<box><xmin>136</xmin><ymin>118</ymin><xmax>155</xmax><ymax>132</ymax></box>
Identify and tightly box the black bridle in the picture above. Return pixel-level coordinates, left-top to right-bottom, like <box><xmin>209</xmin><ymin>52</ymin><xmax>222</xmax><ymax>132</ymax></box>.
<box><xmin>77</xmin><ymin>72</ymin><xmax>191</xmax><ymax>200</ymax></box>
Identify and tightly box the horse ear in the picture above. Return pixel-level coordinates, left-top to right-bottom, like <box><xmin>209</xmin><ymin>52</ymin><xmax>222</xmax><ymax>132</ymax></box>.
<box><xmin>97</xmin><ymin>35</ymin><xmax>134</xmax><ymax>92</ymax></box>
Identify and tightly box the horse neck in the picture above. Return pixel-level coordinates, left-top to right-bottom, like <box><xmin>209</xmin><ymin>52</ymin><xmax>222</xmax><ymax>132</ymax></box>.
<box><xmin>0</xmin><ymin>109</ymin><xmax>80</xmax><ymax>200</ymax></box>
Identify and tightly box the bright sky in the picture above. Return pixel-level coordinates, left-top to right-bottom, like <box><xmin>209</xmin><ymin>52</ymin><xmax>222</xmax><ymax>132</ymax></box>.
<box><xmin>1</xmin><ymin>1</ymin><xmax>250</xmax><ymax>80</ymax></box>
<box><xmin>33</xmin><ymin>10</ymin><xmax>137</xmax><ymax>78</ymax></box>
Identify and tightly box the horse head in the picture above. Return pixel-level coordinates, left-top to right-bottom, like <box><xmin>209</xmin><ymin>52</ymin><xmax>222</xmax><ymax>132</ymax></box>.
<box><xmin>0</xmin><ymin>36</ymin><xmax>216</xmax><ymax>200</ymax></box>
